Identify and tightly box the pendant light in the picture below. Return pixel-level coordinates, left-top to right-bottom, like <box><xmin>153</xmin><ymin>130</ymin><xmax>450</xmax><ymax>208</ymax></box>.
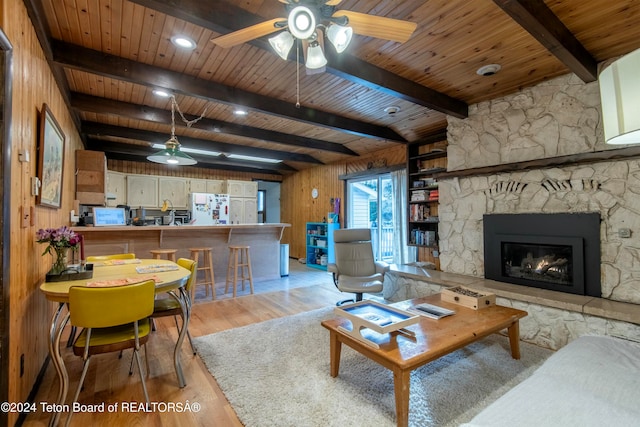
<box><xmin>147</xmin><ymin>96</ymin><xmax>197</xmax><ymax>166</ymax></box>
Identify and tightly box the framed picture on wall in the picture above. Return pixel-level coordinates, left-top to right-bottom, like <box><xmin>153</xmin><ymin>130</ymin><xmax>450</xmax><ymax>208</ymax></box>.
<box><xmin>37</xmin><ymin>103</ymin><xmax>65</xmax><ymax>209</ymax></box>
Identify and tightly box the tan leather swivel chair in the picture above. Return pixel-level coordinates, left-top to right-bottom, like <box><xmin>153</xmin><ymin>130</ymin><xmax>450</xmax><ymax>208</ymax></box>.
<box><xmin>328</xmin><ymin>228</ymin><xmax>389</xmax><ymax>306</ymax></box>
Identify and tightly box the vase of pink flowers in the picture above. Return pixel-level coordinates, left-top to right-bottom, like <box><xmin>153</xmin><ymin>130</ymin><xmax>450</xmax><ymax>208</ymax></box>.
<box><xmin>36</xmin><ymin>226</ymin><xmax>81</xmax><ymax>274</ymax></box>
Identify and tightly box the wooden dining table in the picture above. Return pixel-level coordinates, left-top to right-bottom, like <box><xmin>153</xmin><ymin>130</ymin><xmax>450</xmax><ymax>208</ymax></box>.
<box><xmin>39</xmin><ymin>258</ymin><xmax>191</xmax><ymax>427</ymax></box>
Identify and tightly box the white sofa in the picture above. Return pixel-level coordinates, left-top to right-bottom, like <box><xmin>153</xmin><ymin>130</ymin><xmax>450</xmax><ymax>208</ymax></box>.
<box><xmin>462</xmin><ymin>335</ymin><xmax>640</xmax><ymax>427</ymax></box>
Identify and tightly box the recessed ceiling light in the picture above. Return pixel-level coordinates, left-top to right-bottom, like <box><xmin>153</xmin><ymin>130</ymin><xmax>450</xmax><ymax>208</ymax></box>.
<box><xmin>234</xmin><ymin>109</ymin><xmax>248</xmax><ymax>116</ymax></box>
<box><xmin>476</xmin><ymin>64</ymin><xmax>502</xmax><ymax>76</ymax></box>
<box><xmin>152</xmin><ymin>88</ymin><xmax>172</xmax><ymax>98</ymax></box>
<box><xmin>384</xmin><ymin>106</ymin><xmax>401</xmax><ymax>116</ymax></box>
<box><xmin>171</xmin><ymin>35</ymin><xmax>197</xmax><ymax>50</ymax></box>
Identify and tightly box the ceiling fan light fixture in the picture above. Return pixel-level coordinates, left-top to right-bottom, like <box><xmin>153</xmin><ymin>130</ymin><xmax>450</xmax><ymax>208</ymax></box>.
<box><xmin>327</xmin><ymin>24</ymin><xmax>352</xmax><ymax>53</ymax></box>
<box><xmin>305</xmin><ymin>41</ymin><xmax>327</xmax><ymax>70</ymax></box>
<box><xmin>269</xmin><ymin>31</ymin><xmax>295</xmax><ymax>60</ymax></box>
<box><xmin>288</xmin><ymin>6</ymin><xmax>316</xmax><ymax>40</ymax></box>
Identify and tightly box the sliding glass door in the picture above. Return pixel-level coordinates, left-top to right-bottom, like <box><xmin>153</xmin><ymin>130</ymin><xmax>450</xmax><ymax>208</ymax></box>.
<box><xmin>347</xmin><ymin>174</ymin><xmax>394</xmax><ymax>263</ymax></box>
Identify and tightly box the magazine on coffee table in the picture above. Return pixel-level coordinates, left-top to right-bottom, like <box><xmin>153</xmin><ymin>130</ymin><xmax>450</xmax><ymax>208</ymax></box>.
<box><xmin>407</xmin><ymin>303</ymin><xmax>455</xmax><ymax>320</ymax></box>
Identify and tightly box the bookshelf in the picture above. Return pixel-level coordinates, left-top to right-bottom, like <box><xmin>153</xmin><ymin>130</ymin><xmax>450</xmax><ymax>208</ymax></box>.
<box><xmin>407</xmin><ymin>138</ymin><xmax>447</xmax><ymax>260</ymax></box>
<box><xmin>306</xmin><ymin>222</ymin><xmax>339</xmax><ymax>270</ymax></box>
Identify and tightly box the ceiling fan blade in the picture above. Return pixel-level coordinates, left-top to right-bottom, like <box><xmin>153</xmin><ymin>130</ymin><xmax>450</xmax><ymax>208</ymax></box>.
<box><xmin>333</xmin><ymin>10</ymin><xmax>417</xmax><ymax>43</ymax></box>
<box><xmin>325</xmin><ymin>0</ymin><xmax>343</xmax><ymax>5</ymax></box>
<box><xmin>211</xmin><ymin>18</ymin><xmax>285</xmax><ymax>49</ymax></box>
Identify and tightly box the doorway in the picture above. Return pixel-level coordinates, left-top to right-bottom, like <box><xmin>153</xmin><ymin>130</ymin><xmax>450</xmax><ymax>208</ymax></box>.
<box><xmin>346</xmin><ymin>174</ymin><xmax>394</xmax><ymax>262</ymax></box>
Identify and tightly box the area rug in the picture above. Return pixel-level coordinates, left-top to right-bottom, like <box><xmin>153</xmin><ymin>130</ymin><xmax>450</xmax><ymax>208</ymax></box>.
<box><xmin>194</xmin><ymin>307</ymin><xmax>553</xmax><ymax>427</ymax></box>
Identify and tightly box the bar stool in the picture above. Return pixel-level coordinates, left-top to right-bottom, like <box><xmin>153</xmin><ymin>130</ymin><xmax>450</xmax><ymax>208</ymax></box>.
<box><xmin>225</xmin><ymin>245</ymin><xmax>254</xmax><ymax>297</ymax></box>
<box><xmin>149</xmin><ymin>249</ymin><xmax>177</xmax><ymax>262</ymax></box>
<box><xmin>188</xmin><ymin>247</ymin><xmax>216</xmax><ymax>300</ymax></box>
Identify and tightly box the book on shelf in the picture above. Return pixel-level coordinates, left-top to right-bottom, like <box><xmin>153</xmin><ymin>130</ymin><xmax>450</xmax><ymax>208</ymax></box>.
<box><xmin>410</xmin><ymin>204</ymin><xmax>430</xmax><ymax>221</ymax></box>
<box><xmin>410</xmin><ymin>229</ymin><xmax>436</xmax><ymax>246</ymax></box>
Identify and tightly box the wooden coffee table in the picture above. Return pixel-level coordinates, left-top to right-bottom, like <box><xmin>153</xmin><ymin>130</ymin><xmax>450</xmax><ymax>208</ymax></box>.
<box><xmin>321</xmin><ymin>294</ymin><xmax>528</xmax><ymax>427</ymax></box>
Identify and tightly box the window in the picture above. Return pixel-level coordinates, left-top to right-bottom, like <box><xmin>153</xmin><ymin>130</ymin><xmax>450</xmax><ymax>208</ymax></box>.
<box><xmin>257</xmin><ymin>190</ymin><xmax>266</xmax><ymax>223</ymax></box>
<box><xmin>347</xmin><ymin>174</ymin><xmax>394</xmax><ymax>262</ymax></box>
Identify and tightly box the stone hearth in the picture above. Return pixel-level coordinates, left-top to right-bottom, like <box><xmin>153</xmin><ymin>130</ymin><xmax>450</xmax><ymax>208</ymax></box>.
<box><xmin>383</xmin><ymin>266</ymin><xmax>640</xmax><ymax>350</ymax></box>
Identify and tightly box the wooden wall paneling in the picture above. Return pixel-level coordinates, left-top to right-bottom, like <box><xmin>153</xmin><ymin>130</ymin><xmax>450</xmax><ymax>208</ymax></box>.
<box><xmin>3</xmin><ymin>1</ymin><xmax>86</xmax><ymax>424</ymax></box>
<box><xmin>281</xmin><ymin>163</ymin><xmax>346</xmax><ymax>259</ymax></box>
<box><xmin>344</xmin><ymin>144</ymin><xmax>406</xmax><ymax>176</ymax></box>
<box><xmin>281</xmin><ymin>144</ymin><xmax>408</xmax><ymax>260</ymax></box>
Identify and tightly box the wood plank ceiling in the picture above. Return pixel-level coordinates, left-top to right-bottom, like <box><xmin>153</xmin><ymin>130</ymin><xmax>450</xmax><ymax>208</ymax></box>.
<box><xmin>23</xmin><ymin>0</ymin><xmax>640</xmax><ymax>175</ymax></box>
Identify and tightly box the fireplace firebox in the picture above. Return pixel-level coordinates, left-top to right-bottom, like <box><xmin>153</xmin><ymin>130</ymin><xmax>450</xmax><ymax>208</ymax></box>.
<box><xmin>483</xmin><ymin>213</ymin><xmax>600</xmax><ymax>297</ymax></box>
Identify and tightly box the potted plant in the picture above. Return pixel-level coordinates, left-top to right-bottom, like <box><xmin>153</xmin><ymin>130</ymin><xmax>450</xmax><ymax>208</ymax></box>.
<box><xmin>36</xmin><ymin>226</ymin><xmax>80</xmax><ymax>274</ymax></box>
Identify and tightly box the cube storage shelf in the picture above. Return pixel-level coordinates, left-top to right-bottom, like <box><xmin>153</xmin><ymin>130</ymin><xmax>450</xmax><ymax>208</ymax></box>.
<box><xmin>306</xmin><ymin>222</ymin><xmax>339</xmax><ymax>271</ymax></box>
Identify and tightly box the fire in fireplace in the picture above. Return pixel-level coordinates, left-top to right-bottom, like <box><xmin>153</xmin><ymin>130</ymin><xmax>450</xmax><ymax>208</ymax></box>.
<box><xmin>483</xmin><ymin>213</ymin><xmax>600</xmax><ymax>297</ymax></box>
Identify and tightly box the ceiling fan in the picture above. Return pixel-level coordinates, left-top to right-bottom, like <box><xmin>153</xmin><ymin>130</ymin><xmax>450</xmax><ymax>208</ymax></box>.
<box><xmin>211</xmin><ymin>0</ymin><xmax>417</xmax><ymax>69</ymax></box>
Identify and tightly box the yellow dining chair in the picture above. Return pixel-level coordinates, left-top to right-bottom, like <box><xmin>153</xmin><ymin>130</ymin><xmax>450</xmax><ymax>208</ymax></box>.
<box><xmin>66</xmin><ymin>280</ymin><xmax>155</xmax><ymax>426</ymax></box>
<box><xmin>86</xmin><ymin>253</ymin><xmax>136</xmax><ymax>262</ymax></box>
<box><xmin>150</xmin><ymin>258</ymin><xmax>197</xmax><ymax>355</ymax></box>
<box><xmin>68</xmin><ymin>253</ymin><xmax>138</xmax><ymax>348</ymax></box>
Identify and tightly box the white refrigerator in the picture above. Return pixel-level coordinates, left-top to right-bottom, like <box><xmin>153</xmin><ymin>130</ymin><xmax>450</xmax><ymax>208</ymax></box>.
<box><xmin>189</xmin><ymin>193</ymin><xmax>230</xmax><ymax>225</ymax></box>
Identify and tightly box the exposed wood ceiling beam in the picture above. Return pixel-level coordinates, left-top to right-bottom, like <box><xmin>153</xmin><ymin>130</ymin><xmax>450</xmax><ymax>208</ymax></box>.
<box><xmin>128</xmin><ymin>0</ymin><xmax>469</xmax><ymax>119</ymax></box>
<box><xmin>70</xmin><ymin>93</ymin><xmax>359</xmax><ymax>156</ymax></box>
<box><xmin>52</xmin><ymin>40</ymin><xmax>406</xmax><ymax>142</ymax></box>
<box><xmin>81</xmin><ymin>121</ymin><xmax>323</xmax><ymax>165</ymax></box>
<box><xmin>101</xmin><ymin>149</ymin><xmax>285</xmax><ymax>175</ymax></box>
<box><xmin>492</xmin><ymin>0</ymin><xmax>598</xmax><ymax>82</ymax></box>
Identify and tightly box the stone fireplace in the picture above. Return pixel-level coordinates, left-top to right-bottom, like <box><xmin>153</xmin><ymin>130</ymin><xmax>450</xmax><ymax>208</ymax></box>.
<box><xmin>438</xmin><ymin>73</ymin><xmax>640</xmax><ymax>306</ymax></box>
<box><xmin>386</xmin><ymin>73</ymin><xmax>640</xmax><ymax>349</ymax></box>
<box><xmin>483</xmin><ymin>213</ymin><xmax>601</xmax><ymax>297</ymax></box>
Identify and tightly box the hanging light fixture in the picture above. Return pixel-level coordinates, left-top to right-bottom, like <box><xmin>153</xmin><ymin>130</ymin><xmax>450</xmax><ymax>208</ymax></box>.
<box><xmin>599</xmin><ymin>48</ymin><xmax>640</xmax><ymax>145</ymax></box>
<box><xmin>267</xmin><ymin>6</ymin><xmax>352</xmax><ymax>73</ymax></box>
<box><xmin>288</xmin><ymin>6</ymin><xmax>316</xmax><ymax>40</ymax></box>
<box><xmin>268</xmin><ymin>31</ymin><xmax>294</xmax><ymax>60</ymax></box>
<box><xmin>326</xmin><ymin>24</ymin><xmax>352</xmax><ymax>53</ymax></box>
<box><xmin>147</xmin><ymin>96</ymin><xmax>197</xmax><ymax>166</ymax></box>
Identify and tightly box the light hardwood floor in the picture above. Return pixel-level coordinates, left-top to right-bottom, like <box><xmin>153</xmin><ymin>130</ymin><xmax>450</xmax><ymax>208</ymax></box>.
<box><xmin>24</xmin><ymin>261</ymin><xmax>342</xmax><ymax>426</ymax></box>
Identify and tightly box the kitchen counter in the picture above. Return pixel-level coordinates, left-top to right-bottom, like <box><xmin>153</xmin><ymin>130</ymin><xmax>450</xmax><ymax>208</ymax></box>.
<box><xmin>71</xmin><ymin>223</ymin><xmax>291</xmax><ymax>283</ymax></box>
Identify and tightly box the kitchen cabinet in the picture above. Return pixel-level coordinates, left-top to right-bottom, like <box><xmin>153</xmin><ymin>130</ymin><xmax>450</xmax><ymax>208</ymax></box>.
<box><xmin>243</xmin><ymin>198</ymin><xmax>257</xmax><ymax>223</ymax></box>
<box><xmin>227</xmin><ymin>180</ymin><xmax>257</xmax><ymax>223</ymax></box>
<box><xmin>306</xmin><ymin>222</ymin><xmax>339</xmax><ymax>270</ymax></box>
<box><xmin>225</xmin><ymin>180</ymin><xmax>257</xmax><ymax>197</ymax></box>
<box><xmin>75</xmin><ymin>150</ymin><xmax>106</xmax><ymax>205</ymax></box>
<box><xmin>189</xmin><ymin>179</ymin><xmax>207</xmax><ymax>194</ymax></box>
<box><xmin>106</xmin><ymin>171</ymin><xmax>126</xmax><ymax>207</ymax></box>
<box><xmin>158</xmin><ymin>177</ymin><xmax>188</xmax><ymax>208</ymax></box>
<box><xmin>126</xmin><ymin>175</ymin><xmax>158</xmax><ymax>208</ymax></box>
<box><xmin>206</xmin><ymin>180</ymin><xmax>225</xmax><ymax>194</ymax></box>
<box><xmin>229</xmin><ymin>197</ymin><xmax>258</xmax><ymax>224</ymax></box>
